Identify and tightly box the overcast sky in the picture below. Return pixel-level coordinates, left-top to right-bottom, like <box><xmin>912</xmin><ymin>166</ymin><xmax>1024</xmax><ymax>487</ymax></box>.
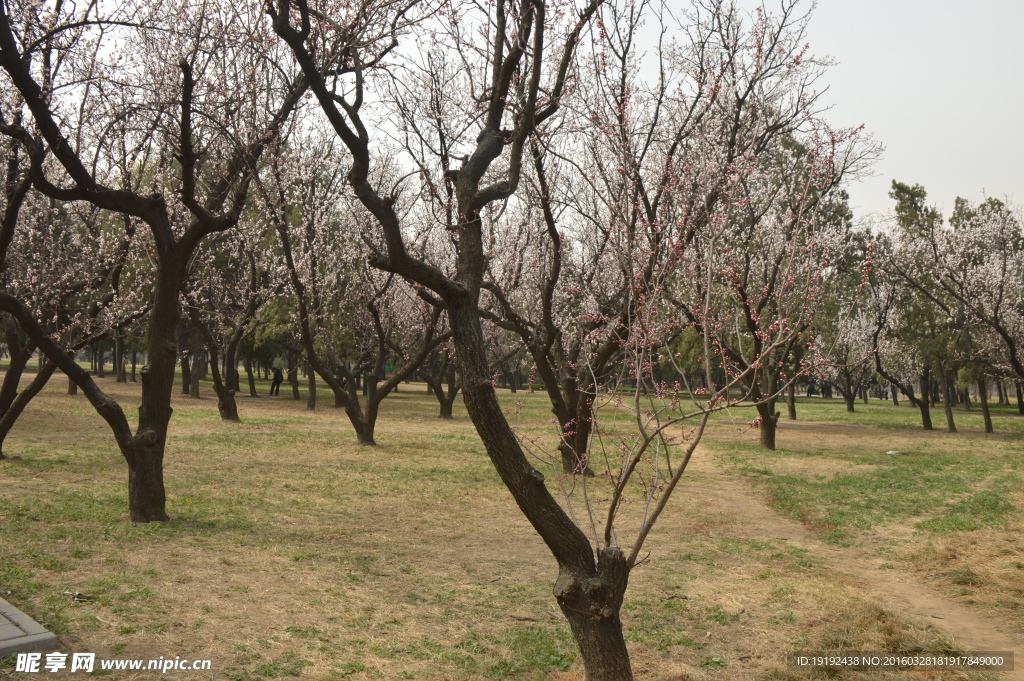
<box><xmin>788</xmin><ymin>0</ymin><xmax>1024</xmax><ymax>222</ymax></box>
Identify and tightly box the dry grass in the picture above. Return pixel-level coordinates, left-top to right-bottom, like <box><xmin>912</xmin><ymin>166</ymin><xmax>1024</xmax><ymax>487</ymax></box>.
<box><xmin>0</xmin><ymin>375</ymin><xmax>1010</xmax><ymax>680</ymax></box>
<box><xmin>712</xmin><ymin>403</ymin><xmax>1024</xmax><ymax>638</ymax></box>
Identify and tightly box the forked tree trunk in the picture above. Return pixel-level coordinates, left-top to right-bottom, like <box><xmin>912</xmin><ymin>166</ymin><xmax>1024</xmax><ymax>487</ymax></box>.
<box><xmin>190</xmin><ymin>316</ymin><xmax>240</xmax><ymax>422</ymax></box>
<box><xmin>0</xmin><ymin>333</ymin><xmax>34</xmax><ymax>414</ymax></box>
<box><xmin>446</xmin><ymin>297</ymin><xmax>634</xmax><ymax>679</ymax></box>
<box><xmin>555</xmin><ymin>548</ymin><xmax>632</xmax><ymax>681</ymax></box>
<box><xmin>978</xmin><ymin>378</ymin><xmax>993</xmax><ymax>433</ymax></box>
<box><xmin>439</xmin><ymin>398</ymin><xmax>454</xmax><ymax>419</ymax></box>
<box><xmin>355</xmin><ymin>418</ymin><xmax>376</xmax><ymax>446</ymax></box>
<box><xmin>842</xmin><ymin>389</ymin><xmax>855</xmax><ymax>413</ymax></box>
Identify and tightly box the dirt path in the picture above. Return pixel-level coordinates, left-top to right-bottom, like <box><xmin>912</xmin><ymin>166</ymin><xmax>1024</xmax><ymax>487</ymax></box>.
<box><xmin>689</xmin><ymin>449</ymin><xmax>1024</xmax><ymax>680</ymax></box>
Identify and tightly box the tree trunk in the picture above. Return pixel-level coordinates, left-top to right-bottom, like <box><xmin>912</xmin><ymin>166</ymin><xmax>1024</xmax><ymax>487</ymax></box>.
<box><xmin>786</xmin><ymin>383</ymin><xmax>796</xmax><ymax>420</ymax></box>
<box><xmin>356</xmin><ymin>418</ymin><xmax>376</xmax><ymax>446</ymax></box>
<box><xmin>918</xmin><ymin>369</ymin><xmax>933</xmax><ymax>430</ymax></box>
<box><xmin>937</xmin><ymin>367</ymin><xmax>956</xmax><ymax>433</ymax></box>
<box><xmin>96</xmin><ymin>342</ymin><xmax>106</xmax><ymax>378</ymax></box>
<box><xmin>1017</xmin><ymin>382</ymin><xmax>1024</xmax><ymax>416</ymax></box>
<box><xmin>288</xmin><ymin>351</ymin><xmax>300</xmax><ymax>400</ymax></box>
<box><xmin>180</xmin><ymin>327</ymin><xmax>192</xmax><ymax>395</ymax></box>
<box><xmin>439</xmin><ymin>398</ymin><xmax>453</xmax><ymax>419</ymax></box>
<box><xmin>130</xmin><ymin>350</ymin><xmax>137</xmax><ymax>382</ymax></box>
<box><xmin>306</xmin><ymin>369</ymin><xmax>316</xmax><ymax>411</ymax></box>
<box><xmin>190</xmin><ymin>338</ymin><xmax>203</xmax><ymax>398</ymax></box>
<box><xmin>0</xmin><ymin>336</ymin><xmax>34</xmax><ymax>415</ymax></box>
<box><xmin>68</xmin><ymin>375</ymin><xmax>78</xmax><ymax>395</ymax></box>
<box><xmin>756</xmin><ymin>399</ymin><xmax>780</xmax><ymax>450</ymax></box>
<box><xmin>978</xmin><ymin>378</ymin><xmax>993</xmax><ymax>433</ymax></box>
<box><xmin>555</xmin><ymin>548</ymin><xmax>633</xmax><ymax>681</ymax></box>
<box><xmin>445</xmin><ymin>294</ymin><xmax>636</xmax><ymax>679</ymax></box>
<box><xmin>997</xmin><ymin>381</ymin><xmax>1007</xmax><ymax>405</ymax></box>
<box><xmin>190</xmin><ymin>316</ymin><xmax>240</xmax><ymax>422</ymax></box>
<box><xmin>128</xmin><ymin>272</ymin><xmax>188</xmax><ymax>523</ymax></box>
<box><xmin>115</xmin><ymin>333</ymin><xmax>126</xmax><ymax>382</ymax></box>
<box><xmin>244</xmin><ymin>356</ymin><xmax>258</xmax><ymax>397</ymax></box>
<box><xmin>0</xmin><ymin>361</ymin><xmax>57</xmax><ymax>458</ymax></box>
<box><xmin>440</xmin><ymin>363</ymin><xmax>460</xmax><ymax>419</ymax></box>
<box><xmin>891</xmin><ymin>383</ymin><xmax>899</xmax><ymax>406</ymax></box>
<box><xmin>559</xmin><ymin>391</ymin><xmax>596</xmax><ymax>476</ymax></box>
<box><xmin>843</xmin><ymin>391</ymin><xmax>855</xmax><ymax>413</ymax></box>
<box><xmin>181</xmin><ymin>350</ymin><xmax>191</xmax><ymax>394</ymax></box>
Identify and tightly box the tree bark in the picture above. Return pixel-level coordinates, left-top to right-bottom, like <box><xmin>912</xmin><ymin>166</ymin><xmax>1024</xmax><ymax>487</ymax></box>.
<box><xmin>0</xmin><ymin>360</ymin><xmax>57</xmax><ymax>458</ymax></box>
<box><xmin>96</xmin><ymin>342</ymin><xmax>106</xmax><ymax>378</ymax></box>
<box><xmin>917</xmin><ymin>369</ymin><xmax>933</xmax><ymax>430</ymax></box>
<box><xmin>555</xmin><ymin>548</ymin><xmax>633</xmax><ymax>681</ymax></box>
<box><xmin>288</xmin><ymin>350</ymin><xmax>300</xmax><ymax>400</ymax></box>
<box><xmin>1016</xmin><ymin>382</ymin><xmax>1024</xmax><ymax>416</ymax></box>
<box><xmin>130</xmin><ymin>350</ymin><xmax>137</xmax><ymax>382</ymax></box>
<box><xmin>756</xmin><ymin>399</ymin><xmax>780</xmax><ymax>450</ymax></box>
<box><xmin>891</xmin><ymin>383</ymin><xmax>898</xmax><ymax>406</ymax></box>
<box><xmin>115</xmin><ymin>333</ymin><xmax>126</xmax><ymax>382</ymax></box>
<box><xmin>787</xmin><ymin>383</ymin><xmax>796</xmax><ymax>420</ymax></box>
<box><xmin>189</xmin><ymin>312</ymin><xmax>240</xmax><ymax>422</ymax></box>
<box><xmin>306</xmin><ymin>368</ymin><xmax>316</xmax><ymax>411</ymax></box>
<box><xmin>0</xmin><ymin>324</ymin><xmax>34</xmax><ymax>415</ymax></box>
<box><xmin>189</xmin><ymin>335</ymin><xmax>203</xmax><ymax>398</ymax></box>
<box><xmin>244</xmin><ymin>355</ymin><xmax>259</xmax><ymax>397</ymax></box>
<box><xmin>179</xmin><ymin>324</ymin><xmax>192</xmax><ymax>395</ymax></box>
<box><xmin>937</xmin><ymin>366</ymin><xmax>956</xmax><ymax>433</ymax></box>
<box><xmin>978</xmin><ymin>378</ymin><xmax>993</xmax><ymax>434</ymax></box>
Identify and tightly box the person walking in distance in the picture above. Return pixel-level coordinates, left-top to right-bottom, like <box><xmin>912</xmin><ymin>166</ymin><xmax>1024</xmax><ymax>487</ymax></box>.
<box><xmin>270</xmin><ymin>367</ymin><xmax>284</xmax><ymax>396</ymax></box>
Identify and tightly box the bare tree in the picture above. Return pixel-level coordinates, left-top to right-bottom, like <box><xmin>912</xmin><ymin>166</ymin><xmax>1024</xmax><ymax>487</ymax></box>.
<box><xmin>0</xmin><ymin>0</ymin><xmax>307</xmax><ymax>520</ymax></box>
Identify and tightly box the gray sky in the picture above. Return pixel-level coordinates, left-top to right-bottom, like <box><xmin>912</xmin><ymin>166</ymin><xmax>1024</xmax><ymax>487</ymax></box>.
<box><xmin>798</xmin><ymin>0</ymin><xmax>1024</xmax><ymax>221</ymax></box>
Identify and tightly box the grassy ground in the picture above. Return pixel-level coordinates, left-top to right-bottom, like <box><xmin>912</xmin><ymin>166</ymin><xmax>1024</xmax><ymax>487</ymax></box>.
<box><xmin>714</xmin><ymin>398</ymin><xmax>1024</xmax><ymax>641</ymax></box>
<box><xmin>0</xmin><ymin>371</ymin><xmax>1017</xmax><ymax>680</ymax></box>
